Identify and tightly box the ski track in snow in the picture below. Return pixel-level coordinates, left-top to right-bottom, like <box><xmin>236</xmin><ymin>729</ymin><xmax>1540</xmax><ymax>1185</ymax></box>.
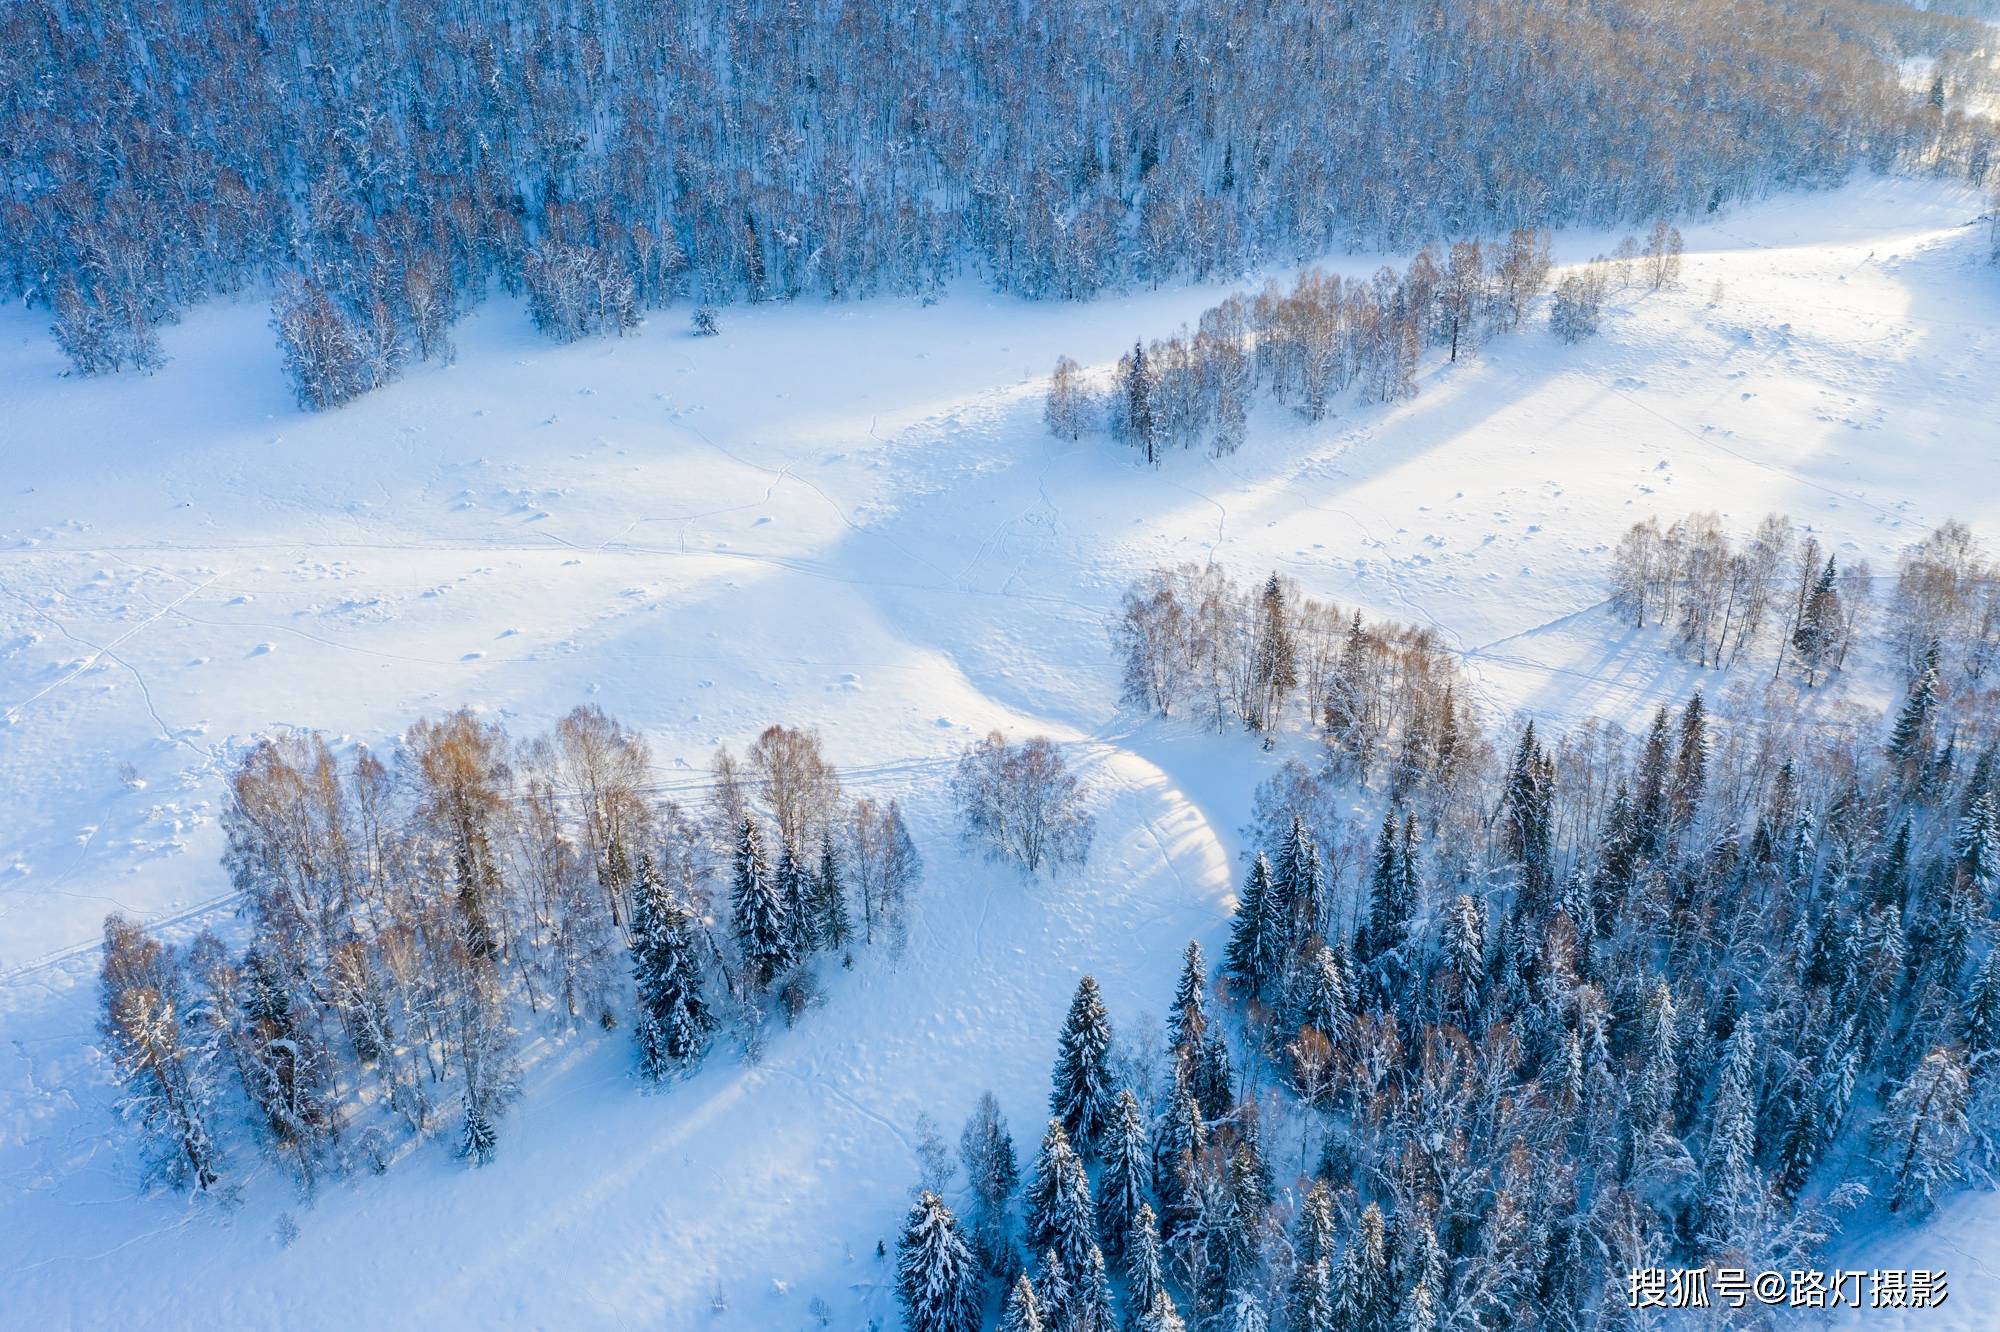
<box><xmin>0</xmin><ymin>176</ymin><xmax>1998</xmax><ymax>1327</ymax></box>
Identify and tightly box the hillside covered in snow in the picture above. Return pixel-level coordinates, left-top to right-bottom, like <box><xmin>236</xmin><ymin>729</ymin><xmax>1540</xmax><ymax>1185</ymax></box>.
<box><xmin>1</xmin><ymin>173</ymin><xmax>1997</xmax><ymax>1328</ymax></box>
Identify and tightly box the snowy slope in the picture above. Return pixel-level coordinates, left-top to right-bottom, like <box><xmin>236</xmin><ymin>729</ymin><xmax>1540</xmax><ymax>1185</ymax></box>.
<box><xmin>1</xmin><ymin>175</ymin><xmax>1997</xmax><ymax>1329</ymax></box>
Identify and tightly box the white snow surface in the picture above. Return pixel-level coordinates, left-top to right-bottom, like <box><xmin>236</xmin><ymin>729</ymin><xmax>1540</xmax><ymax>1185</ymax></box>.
<box><xmin>1</xmin><ymin>176</ymin><xmax>1997</xmax><ymax>1329</ymax></box>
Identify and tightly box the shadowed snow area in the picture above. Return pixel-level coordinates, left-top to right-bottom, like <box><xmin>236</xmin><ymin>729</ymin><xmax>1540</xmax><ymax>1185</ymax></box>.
<box><xmin>1</xmin><ymin>176</ymin><xmax>1997</xmax><ymax>1327</ymax></box>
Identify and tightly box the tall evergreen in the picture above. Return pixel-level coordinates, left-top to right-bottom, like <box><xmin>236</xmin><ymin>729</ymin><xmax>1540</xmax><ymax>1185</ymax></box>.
<box><xmin>897</xmin><ymin>1190</ymin><xmax>982</xmax><ymax>1332</ymax></box>
<box><xmin>729</xmin><ymin>818</ymin><xmax>791</xmax><ymax>986</ymax></box>
<box><xmin>1694</xmin><ymin>1023</ymin><xmax>1760</xmax><ymax>1248</ymax></box>
<box><xmin>1502</xmin><ymin>723</ymin><xmax>1555</xmax><ymax>908</ymax></box>
<box><xmin>1225</xmin><ymin>854</ymin><xmax>1284</xmax><ymax>1000</ymax></box>
<box><xmin>1125</xmin><ymin>1203</ymin><xmax>1167</xmax><ymax>1327</ymax></box>
<box><xmin>1097</xmin><ymin>1089</ymin><xmax>1151</xmax><ymax>1256</ymax></box>
<box><xmin>630</xmin><ymin>855</ymin><xmax>714</xmax><ymax>1078</ymax></box>
<box><xmin>1167</xmin><ymin>940</ymin><xmax>1209</xmax><ymax>1052</ymax></box>
<box><xmin>813</xmin><ymin>833</ymin><xmax>853</xmax><ymax>953</ymax></box>
<box><xmin>1273</xmin><ymin>815</ymin><xmax>1329</xmax><ymax>947</ymax></box>
<box><xmin>1888</xmin><ymin>643</ymin><xmax>1942</xmax><ymax>779</ymax></box>
<box><xmin>999</xmin><ymin>1274</ymin><xmax>1046</xmax><ymax>1332</ymax></box>
<box><xmin>1050</xmin><ymin>975</ymin><xmax>1117</xmax><ymax>1154</ymax></box>
<box><xmin>1025</xmin><ymin>1118</ymin><xmax>1099</xmax><ymax>1276</ymax></box>
<box><xmin>777</xmin><ymin>837</ymin><xmax>817</xmax><ymax>959</ymax></box>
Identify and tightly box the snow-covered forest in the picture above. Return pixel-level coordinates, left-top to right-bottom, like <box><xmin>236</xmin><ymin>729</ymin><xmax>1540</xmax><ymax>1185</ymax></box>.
<box><xmin>5</xmin><ymin>0</ymin><xmax>1996</xmax><ymax>403</ymax></box>
<box><xmin>5</xmin><ymin>0</ymin><xmax>2000</xmax><ymax>1328</ymax></box>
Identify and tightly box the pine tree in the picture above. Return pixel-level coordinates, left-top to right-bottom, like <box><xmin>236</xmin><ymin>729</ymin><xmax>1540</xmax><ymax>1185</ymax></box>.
<box><xmin>813</xmin><ymin>833</ymin><xmax>852</xmax><ymax>953</ymax></box>
<box><xmin>1051</xmin><ymin>975</ymin><xmax>1117</xmax><ymax>1154</ymax></box>
<box><xmin>1225</xmin><ymin>854</ymin><xmax>1283</xmax><ymax>1000</ymax></box>
<box><xmin>1273</xmin><ymin>816</ymin><xmax>1329</xmax><ymax>948</ymax></box>
<box><xmin>631</xmin><ymin>856</ymin><xmax>714</xmax><ymax>1078</ymax></box>
<box><xmin>898</xmin><ymin>1191</ymin><xmax>982</xmax><ymax>1332</ymax></box>
<box><xmin>1126</xmin><ymin>341</ymin><xmax>1158</xmax><ymax>466</ymax></box>
<box><xmin>730</xmin><ymin>818</ymin><xmax>791</xmax><ymax>987</ymax></box>
<box><xmin>1694</xmin><ymin>1023</ymin><xmax>1760</xmax><ymax>1248</ymax></box>
<box><xmin>1878</xmin><ymin>1046</ymin><xmax>1972</xmax><ymax>1213</ymax></box>
<box><xmin>1888</xmin><ymin>645</ymin><xmax>1941</xmax><ymax>779</ymax></box>
<box><xmin>777</xmin><ymin>837</ymin><xmax>818</xmax><ymax>958</ymax></box>
<box><xmin>1503</xmin><ymin>724</ymin><xmax>1554</xmax><ymax>908</ymax></box>
<box><xmin>1332</xmin><ymin>1202</ymin><xmax>1391</xmax><ymax>1332</ymax></box>
<box><xmin>1000</xmin><ymin>1274</ymin><xmax>1046</xmax><ymax>1332</ymax></box>
<box><xmin>1791</xmin><ymin>556</ymin><xmax>1841</xmax><ymax>685</ymax></box>
<box><xmin>1167</xmin><ymin>939</ymin><xmax>1208</xmax><ymax>1053</ymax></box>
<box><xmin>1077</xmin><ymin>1245</ymin><xmax>1116</xmax><ymax>1332</ymax></box>
<box><xmin>1097</xmin><ymin>1089</ymin><xmax>1150</xmax><ymax>1256</ymax></box>
<box><xmin>1026</xmin><ymin>1118</ymin><xmax>1099</xmax><ymax>1276</ymax></box>
<box><xmin>1125</xmin><ymin>1203</ymin><xmax>1167</xmax><ymax>1328</ymax></box>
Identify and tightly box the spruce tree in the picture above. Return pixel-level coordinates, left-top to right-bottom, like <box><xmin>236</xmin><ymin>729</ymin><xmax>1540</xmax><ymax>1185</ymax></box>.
<box><xmin>777</xmin><ymin>837</ymin><xmax>818</xmax><ymax>959</ymax></box>
<box><xmin>1963</xmin><ymin>950</ymin><xmax>2000</xmax><ymax>1058</ymax></box>
<box><xmin>1225</xmin><ymin>854</ymin><xmax>1283</xmax><ymax>1000</ymax></box>
<box><xmin>1288</xmin><ymin>940</ymin><xmax>1353</xmax><ymax>1049</ymax></box>
<box><xmin>1273</xmin><ymin>815</ymin><xmax>1329</xmax><ymax>948</ymax></box>
<box><xmin>730</xmin><ymin>818</ymin><xmax>791</xmax><ymax>987</ymax></box>
<box><xmin>897</xmin><ymin>1191</ymin><xmax>982</xmax><ymax>1332</ymax></box>
<box><xmin>1502</xmin><ymin>724</ymin><xmax>1554</xmax><ymax>908</ymax></box>
<box><xmin>1036</xmin><ymin>1249</ymin><xmax>1075</xmax><ymax>1332</ymax></box>
<box><xmin>1051</xmin><ymin>975</ymin><xmax>1117</xmax><ymax>1154</ymax></box>
<box><xmin>814</xmin><ymin>833</ymin><xmax>852</xmax><ymax>953</ymax></box>
<box><xmin>1888</xmin><ymin>645</ymin><xmax>1941</xmax><ymax>779</ymax></box>
<box><xmin>1167</xmin><ymin>939</ymin><xmax>1209</xmax><ymax>1052</ymax></box>
<box><xmin>631</xmin><ymin>856</ymin><xmax>714</xmax><ymax>1078</ymax></box>
<box><xmin>1332</xmin><ymin>1202</ymin><xmax>1391</xmax><ymax>1332</ymax></box>
<box><xmin>1126</xmin><ymin>340</ymin><xmax>1157</xmax><ymax>466</ymax></box>
<box><xmin>999</xmin><ymin>1274</ymin><xmax>1046</xmax><ymax>1332</ymax></box>
<box><xmin>1291</xmin><ymin>1256</ymin><xmax>1336</xmax><ymax>1332</ymax></box>
<box><xmin>1790</xmin><ymin>556</ymin><xmax>1841</xmax><ymax>685</ymax></box>
<box><xmin>1097</xmin><ymin>1089</ymin><xmax>1150</xmax><ymax>1257</ymax></box>
<box><xmin>1125</xmin><ymin>1203</ymin><xmax>1167</xmax><ymax>1326</ymax></box>
<box><xmin>1078</xmin><ymin>1245</ymin><xmax>1115</xmax><ymax>1332</ymax></box>
<box><xmin>1694</xmin><ymin>1023</ymin><xmax>1760</xmax><ymax>1248</ymax></box>
<box><xmin>1152</xmin><ymin>1062</ymin><xmax>1207</xmax><ymax>1218</ymax></box>
<box><xmin>1025</xmin><ymin>1118</ymin><xmax>1098</xmax><ymax>1276</ymax></box>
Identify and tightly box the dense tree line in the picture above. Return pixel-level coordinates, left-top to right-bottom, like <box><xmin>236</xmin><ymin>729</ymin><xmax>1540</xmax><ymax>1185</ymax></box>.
<box><xmin>97</xmin><ymin>711</ymin><xmax>917</xmax><ymax>1192</ymax></box>
<box><xmin>903</xmin><ymin>542</ymin><xmax>2000</xmax><ymax>1332</ymax></box>
<box><xmin>1049</xmin><ymin>225</ymin><xmax>1689</xmax><ymax>462</ymax></box>
<box><xmin>6</xmin><ymin>0</ymin><xmax>1991</xmax><ymax>403</ymax></box>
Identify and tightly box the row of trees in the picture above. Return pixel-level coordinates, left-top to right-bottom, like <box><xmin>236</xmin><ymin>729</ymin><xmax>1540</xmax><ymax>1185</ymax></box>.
<box><xmin>1113</xmin><ymin>565</ymin><xmax>1481</xmax><ymax>811</ymax></box>
<box><xmin>1049</xmin><ymin>223</ymin><xmax>1687</xmax><ymax>462</ymax></box>
<box><xmin>900</xmin><ymin>592</ymin><xmax>2000</xmax><ymax>1332</ymax></box>
<box><xmin>1611</xmin><ymin>514</ymin><xmax>2000</xmax><ymax>690</ymax></box>
<box><xmin>97</xmin><ymin>712</ymin><xmax>918</xmax><ymax>1192</ymax></box>
<box><xmin>10</xmin><ymin>0</ymin><xmax>1990</xmax><ymax>401</ymax></box>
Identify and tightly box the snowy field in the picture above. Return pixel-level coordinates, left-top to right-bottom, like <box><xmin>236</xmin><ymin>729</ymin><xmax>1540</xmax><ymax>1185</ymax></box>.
<box><xmin>2</xmin><ymin>176</ymin><xmax>1997</xmax><ymax>1328</ymax></box>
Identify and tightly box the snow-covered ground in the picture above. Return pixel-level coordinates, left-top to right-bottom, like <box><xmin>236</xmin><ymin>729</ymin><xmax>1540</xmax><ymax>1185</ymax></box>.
<box><xmin>1</xmin><ymin>176</ymin><xmax>1997</xmax><ymax>1328</ymax></box>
